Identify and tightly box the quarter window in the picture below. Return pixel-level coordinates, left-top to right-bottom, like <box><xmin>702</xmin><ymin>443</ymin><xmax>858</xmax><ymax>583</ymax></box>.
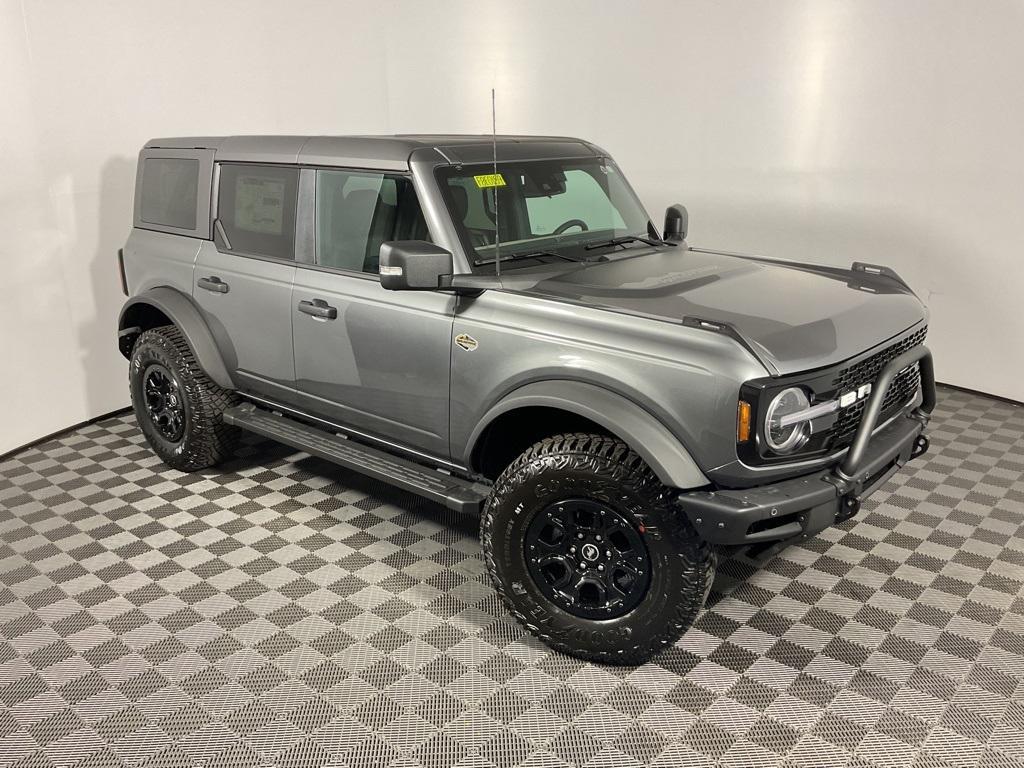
<box><xmin>217</xmin><ymin>164</ymin><xmax>299</xmax><ymax>260</ymax></box>
<box><xmin>315</xmin><ymin>170</ymin><xmax>429</xmax><ymax>274</ymax></box>
<box><xmin>140</xmin><ymin>158</ymin><xmax>199</xmax><ymax>230</ymax></box>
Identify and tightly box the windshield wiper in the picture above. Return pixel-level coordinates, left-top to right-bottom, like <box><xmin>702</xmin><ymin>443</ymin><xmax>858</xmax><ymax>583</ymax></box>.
<box><xmin>583</xmin><ymin>235</ymin><xmax>670</xmax><ymax>251</ymax></box>
<box><xmin>473</xmin><ymin>250</ymin><xmax>585</xmax><ymax>267</ymax></box>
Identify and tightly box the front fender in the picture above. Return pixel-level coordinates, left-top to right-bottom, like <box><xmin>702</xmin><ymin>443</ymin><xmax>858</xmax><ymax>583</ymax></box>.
<box><xmin>118</xmin><ymin>287</ymin><xmax>234</xmax><ymax>390</ymax></box>
<box><xmin>466</xmin><ymin>380</ymin><xmax>709</xmax><ymax>489</ymax></box>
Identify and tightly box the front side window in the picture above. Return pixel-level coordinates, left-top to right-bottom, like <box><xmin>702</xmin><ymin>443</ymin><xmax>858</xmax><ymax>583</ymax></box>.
<box><xmin>316</xmin><ymin>170</ymin><xmax>429</xmax><ymax>274</ymax></box>
<box><xmin>217</xmin><ymin>164</ymin><xmax>299</xmax><ymax>260</ymax></box>
<box><xmin>437</xmin><ymin>157</ymin><xmax>652</xmax><ymax>272</ymax></box>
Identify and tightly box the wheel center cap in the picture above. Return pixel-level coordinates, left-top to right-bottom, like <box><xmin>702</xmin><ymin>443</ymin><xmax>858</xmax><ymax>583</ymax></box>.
<box><xmin>580</xmin><ymin>543</ymin><xmax>600</xmax><ymax>562</ymax></box>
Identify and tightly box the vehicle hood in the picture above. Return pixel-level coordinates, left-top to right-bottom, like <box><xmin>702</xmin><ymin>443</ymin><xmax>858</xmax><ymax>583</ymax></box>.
<box><xmin>515</xmin><ymin>247</ymin><xmax>926</xmax><ymax>375</ymax></box>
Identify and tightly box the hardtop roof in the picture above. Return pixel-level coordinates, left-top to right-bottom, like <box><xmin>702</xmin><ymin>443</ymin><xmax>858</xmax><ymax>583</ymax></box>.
<box><xmin>142</xmin><ymin>134</ymin><xmax>604</xmax><ymax>169</ymax></box>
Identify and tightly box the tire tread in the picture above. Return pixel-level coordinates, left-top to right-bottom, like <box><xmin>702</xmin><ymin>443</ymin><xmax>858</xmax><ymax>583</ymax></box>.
<box><xmin>130</xmin><ymin>325</ymin><xmax>239</xmax><ymax>471</ymax></box>
<box><xmin>481</xmin><ymin>432</ymin><xmax>715</xmax><ymax>665</ymax></box>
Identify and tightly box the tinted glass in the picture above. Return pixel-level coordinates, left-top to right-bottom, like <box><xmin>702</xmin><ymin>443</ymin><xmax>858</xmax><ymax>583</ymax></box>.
<box><xmin>437</xmin><ymin>158</ymin><xmax>651</xmax><ymax>272</ymax></box>
<box><xmin>140</xmin><ymin>158</ymin><xmax>199</xmax><ymax>230</ymax></box>
<box><xmin>316</xmin><ymin>170</ymin><xmax>429</xmax><ymax>274</ymax></box>
<box><xmin>526</xmin><ymin>169</ymin><xmax>627</xmax><ymax>234</ymax></box>
<box><xmin>217</xmin><ymin>164</ymin><xmax>299</xmax><ymax>260</ymax></box>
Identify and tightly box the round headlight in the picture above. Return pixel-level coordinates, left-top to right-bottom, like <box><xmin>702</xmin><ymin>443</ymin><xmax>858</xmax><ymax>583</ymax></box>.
<box><xmin>764</xmin><ymin>387</ymin><xmax>811</xmax><ymax>454</ymax></box>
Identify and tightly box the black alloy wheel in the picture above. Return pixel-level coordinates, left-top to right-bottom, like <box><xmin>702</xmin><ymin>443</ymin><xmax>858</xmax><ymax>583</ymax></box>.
<box><xmin>143</xmin><ymin>363</ymin><xmax>185</xmax><ymax>442</ymax></box>
<box><xmin>482</xmin><ymin>433</ymin><xmax>717</xmax><ymax>665</ymax></box>
<box><xmin>524</xmin><ymin>498</ymin><xmax>651</xmax><ymax>620</ymax></box>
<box><xmin>129</xmin><ymin>325</ymin><xmax>240</xmax><ymax>472</ymax></box>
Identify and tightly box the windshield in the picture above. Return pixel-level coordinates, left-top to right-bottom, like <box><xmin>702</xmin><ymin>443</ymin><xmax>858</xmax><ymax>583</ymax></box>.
<box><xmin>436</xmin><ymin>157</ymin><xmax>655</xmax><ymax>272</ymax></box>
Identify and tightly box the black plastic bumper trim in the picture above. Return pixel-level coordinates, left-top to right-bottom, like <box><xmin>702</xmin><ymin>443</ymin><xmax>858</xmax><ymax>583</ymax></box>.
<box><xmin>678</xmin><ymin>410</ymin><xmax>926</xmax><ymax>546</ymax></box>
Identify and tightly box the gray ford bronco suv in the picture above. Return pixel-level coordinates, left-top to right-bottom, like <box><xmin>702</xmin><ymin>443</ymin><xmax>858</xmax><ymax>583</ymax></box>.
<box><xmin>117</xmin><ymin>135</ymin><xmax>934</xmax><ymax>664</ymax></box>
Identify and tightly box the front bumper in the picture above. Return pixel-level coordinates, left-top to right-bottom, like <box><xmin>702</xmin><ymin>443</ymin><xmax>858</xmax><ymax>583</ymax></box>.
<box><xmin>678</xmin><ymin>345</ymin><xmax>936</xmax><ymax>546</ymax></box>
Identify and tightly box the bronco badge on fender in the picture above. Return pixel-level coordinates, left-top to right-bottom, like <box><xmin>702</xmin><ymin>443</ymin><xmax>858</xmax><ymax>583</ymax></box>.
<box><xmin>455</xmin><ymin>333</ymin><xmax>478</xmax><ymax>351</ymax></box>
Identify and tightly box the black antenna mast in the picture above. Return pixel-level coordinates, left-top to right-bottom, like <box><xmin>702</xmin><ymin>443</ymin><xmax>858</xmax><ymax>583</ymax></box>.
<box><xmin>491</xmin><ymin>88</ymin><xmax>500</xmax><ymax>277</ymax></box>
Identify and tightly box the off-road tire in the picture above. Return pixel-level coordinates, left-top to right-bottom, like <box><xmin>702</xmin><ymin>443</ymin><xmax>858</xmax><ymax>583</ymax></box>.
<box><xmin>129</xmin><ymin>325</ymin><xmax>240</xmax><ymax>471</ymax></box>
<box><xmin>482</xmin><ymin>433</ymin><xmax>715</xmax><ymax>665</ymax></box>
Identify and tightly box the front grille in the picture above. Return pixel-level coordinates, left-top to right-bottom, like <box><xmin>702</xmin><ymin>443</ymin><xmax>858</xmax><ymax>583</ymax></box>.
<box><xmin>829</xmin><ymin>326</ymin><xmax>927</xmax><ymax>447</ymax></box>
<box><xmin>832</xmin><ymin>326</ymin><xmax>928</xmax><ymax>391</ymax></box>
<box><xmin>740</xmin><ymin>324</ymin><xmax>929</xmax><ymax>465</ymax></box>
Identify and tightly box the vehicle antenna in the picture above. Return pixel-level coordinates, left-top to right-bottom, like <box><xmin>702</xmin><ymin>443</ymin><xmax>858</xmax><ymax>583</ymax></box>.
<box><xmin>492</xmin><ymin>88</ymin><xmax>500</xmax><ymax>277</ymax></box>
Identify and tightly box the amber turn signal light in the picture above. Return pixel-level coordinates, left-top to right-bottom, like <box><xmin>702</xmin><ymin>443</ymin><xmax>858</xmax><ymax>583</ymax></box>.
<box><xmin>736</xmin><ymin>400</ymin><xmax>752</xmax><ymax>442</ymax></box>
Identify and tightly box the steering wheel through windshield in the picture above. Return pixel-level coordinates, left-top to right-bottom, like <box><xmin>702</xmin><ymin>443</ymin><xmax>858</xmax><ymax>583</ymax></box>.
<box><xmin>552</xmin><ymin>219</ymin><xmax>589</xmax><ymax>235</ymax></box>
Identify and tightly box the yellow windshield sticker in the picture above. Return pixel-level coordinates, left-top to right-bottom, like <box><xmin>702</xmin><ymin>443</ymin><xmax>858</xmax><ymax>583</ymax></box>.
<box><xmin>473</xmin><ymin>173</ymin><xmax>506</xmax><ymax>188</ymax></box>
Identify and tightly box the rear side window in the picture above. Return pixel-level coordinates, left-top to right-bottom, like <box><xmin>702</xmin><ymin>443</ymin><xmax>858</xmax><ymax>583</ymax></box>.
<box><xmin>134</xmin><ymin>148</ymin><xmax>214</xmax><ymax>236</ymax></box>
<box><xmin>217</xmin><ymin>164</ymin><xmax>299</xmax><ymax>260</ymax></box>
<box><xmin>140</xmin><ymin>158</ymin><xmax>199</xmax><ymax>229</ymax></box>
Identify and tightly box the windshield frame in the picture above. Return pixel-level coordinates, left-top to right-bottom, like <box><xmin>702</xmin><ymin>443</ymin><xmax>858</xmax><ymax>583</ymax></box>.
<box><xmin>434</xmin><ymin>156</ymin><xmax>658</xmax><ymax>274</ymax></box>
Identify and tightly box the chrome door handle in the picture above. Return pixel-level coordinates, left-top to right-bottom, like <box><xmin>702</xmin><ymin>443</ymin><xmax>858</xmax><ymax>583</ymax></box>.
<box><xmin>198</xmin><ymin>276</ymin><xmax>229</xmax><ymax>293</ymax></box>
<box><xmin>298</xmin><ymin>298</ymin><xmax>337</xmax><ymax>320</ymax></box>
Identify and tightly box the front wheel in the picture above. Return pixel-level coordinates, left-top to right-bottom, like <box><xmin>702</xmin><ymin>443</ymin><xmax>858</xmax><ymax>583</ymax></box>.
<box><xmin>481</xmin><ymin>433</ymin><xmax>715</xmax><ymax>665</ymax></box>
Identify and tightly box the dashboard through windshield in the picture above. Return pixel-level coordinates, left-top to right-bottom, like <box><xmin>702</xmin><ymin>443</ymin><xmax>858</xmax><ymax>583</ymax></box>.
<box><xmin>436</xmin><ymin>157</ymin><xmax>654</xmax><ymax>272</ymax></box>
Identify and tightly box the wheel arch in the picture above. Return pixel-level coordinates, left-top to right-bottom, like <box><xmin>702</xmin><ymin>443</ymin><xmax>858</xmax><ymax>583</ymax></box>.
<box><xmin>466</xmin><ymin>380</ymin><xmax>709</xmax><ymax>489</ymax></box>
<box><xmin>118</xmin><ymin>287</ymin><xmax>234</xmax><ymax>390</ymax></box>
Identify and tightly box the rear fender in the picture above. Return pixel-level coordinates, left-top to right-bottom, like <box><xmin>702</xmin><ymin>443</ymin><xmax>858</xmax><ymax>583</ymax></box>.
<box><xmin>118</xmin><ymin>287</ymin><xmax>234</xmax><ymax>389</ymax></box>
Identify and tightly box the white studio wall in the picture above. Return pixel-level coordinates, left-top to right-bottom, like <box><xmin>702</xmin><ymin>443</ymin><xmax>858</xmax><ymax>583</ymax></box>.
<box><xmin>2</xmin><ymin>0</ymin><xmax>1022</xmax><ymax>455</ymax></box>
<box><xmin>0</xmin><ymin>0</ymin><xmax>393</xmax><ymax>455</ymax></box>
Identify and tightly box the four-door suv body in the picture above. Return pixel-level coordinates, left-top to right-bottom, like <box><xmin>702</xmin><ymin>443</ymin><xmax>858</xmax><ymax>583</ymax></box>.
<box><xmin>118</xmin><ymin>134</ymin><xmax>935</xmax><ymax>663</ymax></box>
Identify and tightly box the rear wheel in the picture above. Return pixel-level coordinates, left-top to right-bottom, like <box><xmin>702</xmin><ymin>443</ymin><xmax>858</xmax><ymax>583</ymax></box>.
<box><xmin>482</xmin><ymin>433</ymin><xmax>715</xmax><ymax>665</ymax></box>
<box><xmin>129</xmin><ymin>325</ymin><xmax>239</xmax><ymax>471</ymax></box>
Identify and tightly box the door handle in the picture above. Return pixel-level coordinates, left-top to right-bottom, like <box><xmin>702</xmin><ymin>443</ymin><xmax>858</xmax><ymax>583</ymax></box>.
<box><xmin>198</xmin><ymin>276</ymin><xmax>229</xmax><ymax>293</ymax></box>
<box><xmin>298</xmin><ymin>298</ymin><xmax>338</xmax><ymax>320</ymax></box>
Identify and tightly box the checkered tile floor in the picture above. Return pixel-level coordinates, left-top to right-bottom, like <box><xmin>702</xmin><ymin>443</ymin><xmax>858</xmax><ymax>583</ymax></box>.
<box><xmin>1</xmin><ymin>387</ymin><xmax>1022</xmax><ymax>768</ymax></box>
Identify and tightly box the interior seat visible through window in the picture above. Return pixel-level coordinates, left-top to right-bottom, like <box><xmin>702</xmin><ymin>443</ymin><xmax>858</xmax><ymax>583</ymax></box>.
<box><xmin>316</xmin><ymin>170</ymin><xmax>429</xmax><ymax>274</ymax></box>
<box><xmin>446</xmin><ymin>178</ymin><xmax>495</xmax><ymax>248</ymax></box>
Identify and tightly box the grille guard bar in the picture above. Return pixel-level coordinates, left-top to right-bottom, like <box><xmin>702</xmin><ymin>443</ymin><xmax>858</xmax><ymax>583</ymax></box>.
<box><xmin>835</xmin><ymin>344</ymin><xmax>935</xmax><ymax>482</ymax></box>
<box><xmin>677</xmin><ymin>344</ymin><xmax>934</xmax><ymax>547</ymax></box>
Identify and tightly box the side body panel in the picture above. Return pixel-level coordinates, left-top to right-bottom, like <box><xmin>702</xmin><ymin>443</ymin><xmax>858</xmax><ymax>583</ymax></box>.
<box><xmin>193</xmin><ymin>241</ymin><xmax>297</xmax><ymax>403</ymax></box>
<box><xmin>450</xmin><ymin>290</ymin><xmax>768</xmax><ymax>488</ymax></box>
<box><xmin>122</xmin><ymin>228</ymin><xmax>200</xmax><ymax>297</ymax></box>
<box><xmin>291</xmin><ymin>269</ymin><xmax>456</xmax><ymax>461</ymax></box>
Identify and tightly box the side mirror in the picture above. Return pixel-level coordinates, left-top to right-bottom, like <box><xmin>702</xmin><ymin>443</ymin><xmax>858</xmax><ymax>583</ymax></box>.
<box><xmin>664</xmin><ymin>204</ymin><xmax>688</xmax><ymax>243</ymax></box>
<box><xmin>379</xmin><ymin>241</ymin><xmax>454</xmax><ymax>290</ymax></box>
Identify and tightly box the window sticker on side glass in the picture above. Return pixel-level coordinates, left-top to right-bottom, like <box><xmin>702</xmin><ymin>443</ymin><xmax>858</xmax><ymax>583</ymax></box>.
<box><xmin>473</xmin><ymin>173</ymin><xmax>506</xmax><ymax>189</ymax></box>
<box><xmin>236</xmin><ymin>176</ymin><xmax>285</xmax><ymax>234</ymax></box>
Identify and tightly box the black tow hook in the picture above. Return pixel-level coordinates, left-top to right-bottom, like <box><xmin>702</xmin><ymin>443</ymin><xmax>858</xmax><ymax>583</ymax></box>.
<box><xmin>837</xmin><ymin>495</ymin><xmax>860</xmax><ymax>522</ymax></box>
<box><xmin>911</xmin><ymin>434</ymin><xmax>930</xmax><ymax>460</ymax></box>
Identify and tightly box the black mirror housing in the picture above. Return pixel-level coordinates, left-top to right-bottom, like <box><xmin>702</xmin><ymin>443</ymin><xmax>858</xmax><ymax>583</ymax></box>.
<box><xmin>664</xmin><ymin>204</ymin><xmax>688</xmax><ymax>243</ymax></box>
<box><xmin>379</xmin><ymin>241</ymin><xmax>454</xmax><ymax>290</ymax></box>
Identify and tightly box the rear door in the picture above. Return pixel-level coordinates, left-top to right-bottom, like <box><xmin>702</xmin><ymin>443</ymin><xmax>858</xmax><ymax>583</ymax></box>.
<box><xmin>291</xmin><ymin>167</ymin><xmax>455</xmax><ymax>460</ymax></box>
<box><xmin>194</xmin><ymin>163</ymin><xmax>298</xmax><ymax>403</ymax></box>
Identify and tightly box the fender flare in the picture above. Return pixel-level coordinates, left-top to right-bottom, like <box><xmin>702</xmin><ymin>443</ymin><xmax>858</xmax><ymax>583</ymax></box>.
<box><xmin>118</xmin><ymin>287</ymin><xmax>234</xmax><ymax>390</ymax></box>
<box><xmin>467</xmin><ymin>380</ymin><xmax>709</xmax><ymax>489</ymax></box>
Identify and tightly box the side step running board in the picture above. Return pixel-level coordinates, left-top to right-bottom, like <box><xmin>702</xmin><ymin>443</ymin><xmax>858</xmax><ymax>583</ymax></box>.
<box><xmin>222</xmin><ymin>403</ymin><xmax>491</xmax><ymax>514</ymax></box>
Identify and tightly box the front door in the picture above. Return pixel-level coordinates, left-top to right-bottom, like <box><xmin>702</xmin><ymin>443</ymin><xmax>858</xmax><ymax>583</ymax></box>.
<box><xmin>194</xmin><ymin>163</ymin><xmax>298</xmax><ymax>403</ymax></box>
<box><xmin>292</xmin><ymin>168</ymin><xmax>455</xmax><ymax>460</ymax></box>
